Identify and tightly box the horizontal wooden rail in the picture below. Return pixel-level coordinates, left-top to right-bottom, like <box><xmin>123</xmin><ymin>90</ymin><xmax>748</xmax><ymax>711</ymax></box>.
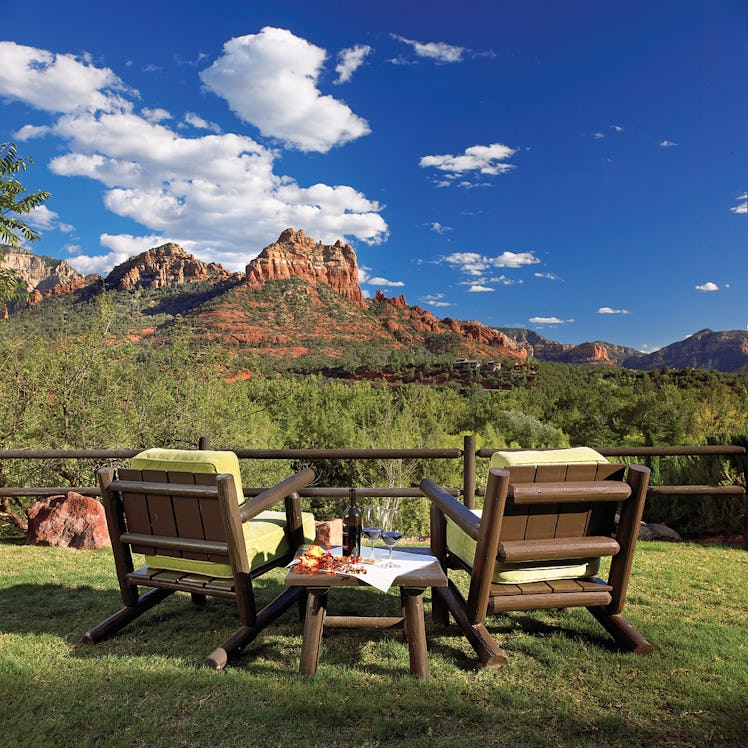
<box><xmin>476</xmin><ymin>445</ymin><xmax>747</xmax><ymax>458</ymax></box>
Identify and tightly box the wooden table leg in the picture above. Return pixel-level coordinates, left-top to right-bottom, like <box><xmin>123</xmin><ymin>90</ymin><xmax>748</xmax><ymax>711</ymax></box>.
<box><xmin>299</xmin><ymin>588</ymin><xmax>328</xmax><ymax>676</ymax></box>
<box><xmin>402</xmin><ymin>587</ymin><xmax>429</xmax><ymax>679</ymax></box>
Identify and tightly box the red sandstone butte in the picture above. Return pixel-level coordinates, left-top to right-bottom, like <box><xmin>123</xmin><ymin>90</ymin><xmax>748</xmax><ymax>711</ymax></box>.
<box><xmin>246</xmin><ymin>228</ymin><xmax>367</xmax><ymax>308</ymax></box>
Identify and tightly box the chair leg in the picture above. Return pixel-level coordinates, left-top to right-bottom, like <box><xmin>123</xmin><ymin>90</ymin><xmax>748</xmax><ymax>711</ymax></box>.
<box><xmin>432</xmin><ymin>584</ymin><xmax>450</xmax><ymax>626</ymax></box>
<box><xmin>437</xmin><ymin>582</ymin><xmax>507</xmax><ymax>668</ymax></box>
<box><xmin>205</xmin><ymin>586</ymin><xmax>306</xmax><ymax>669</ymax></box>
<box><xmin>588</xmin><ymin>606</ymin><xmax>654</xmax><ymax>655</ymax></box>
<box><xmin>82</xmin><ymin>587</ymin><xmax>175</xmax><ymax>644</ymax></box>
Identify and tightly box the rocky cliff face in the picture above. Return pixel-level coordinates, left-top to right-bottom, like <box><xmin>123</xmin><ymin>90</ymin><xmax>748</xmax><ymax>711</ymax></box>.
<box><xmin>372</xmin><ymin>290</ymin><xmax>527</xmax><ymax>360</ymax></box>
<box><xmin>0</xmin><ymin>245</ymin><xmax>83</xmax><ymax>294</ymax></box>
<box><xmin>246</xmin><ymin>228</ymin><xmax>367</xmax><ymax>308</ymax></box>
<box><xmin>105</xmin><ymin>243</ymin><xmax>232</xmax><ymax>291</ymax></box>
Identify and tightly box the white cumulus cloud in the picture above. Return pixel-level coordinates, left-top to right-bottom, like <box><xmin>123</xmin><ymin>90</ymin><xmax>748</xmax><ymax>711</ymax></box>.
<box><xmin>420</xmin><ymin>143</ymin><xmax>517</xmax><ymax>184</ymax></box>
<box><xmin>695</xmin><ymin>281</ymin><xmax>719</xmax><ymax>292</ymax></box>
<box><xmin>200</xmin><ymin>27</ymin><xmax>370</xmax><ymax>153</ymax></box>
<box><xmin>334</xmin><ymin>44</ymin><xmax>372</xmax><ymax>84</ymax></box>
<box><xmin>468</xmin><ymin>284</ymin><xmax>494</xmax><ymax>293</ymax></box>
<box><xmin>0</xmin><ymin>41</ymin><xmax>132</xmax><ymax>113</ymax></box>
<box><xmin>2</xmin><ymin>40</ymin><xmax>387</xmax><ymax>274</ymax></box>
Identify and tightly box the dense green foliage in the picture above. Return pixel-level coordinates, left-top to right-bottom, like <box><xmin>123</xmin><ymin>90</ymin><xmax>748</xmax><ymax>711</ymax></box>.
<box><xmin>1</xmin><ymin>304</ymin><xmax>746</xmax><ymax>536</ymax></box>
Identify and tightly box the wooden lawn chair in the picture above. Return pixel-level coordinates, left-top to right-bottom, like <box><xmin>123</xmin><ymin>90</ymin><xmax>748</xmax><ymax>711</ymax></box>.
<box><xmin>83</xmin><ymin>449</ymin><xmax>315</xmax><ymax>669</ymax></box>
<box><xmin>420</xmin><ymin>448</ymin><xmax>653</xmax><ymax>667</ymax></box>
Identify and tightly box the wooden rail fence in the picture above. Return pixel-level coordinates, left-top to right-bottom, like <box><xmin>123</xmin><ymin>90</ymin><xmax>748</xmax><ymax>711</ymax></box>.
<box><xmin>1</xmin><ymin>437</ymin><xmax>746</xmax><ymax>535</ymax></box>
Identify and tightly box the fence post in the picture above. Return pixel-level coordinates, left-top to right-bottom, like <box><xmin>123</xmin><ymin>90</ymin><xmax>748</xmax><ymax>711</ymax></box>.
<box><xmin>463</xmin><ymin>434</ymin><xmax>476</xmax><ymax>509</ymax></box>
<box><xmin>198</xmin><ymin>435</ymin><xmax>211</xmax><ymax>450</ymax></box>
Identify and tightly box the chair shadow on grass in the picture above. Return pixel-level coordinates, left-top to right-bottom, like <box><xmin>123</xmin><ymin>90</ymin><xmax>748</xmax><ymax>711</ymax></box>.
<box><xmin>0</xmin><ymin>575</ymin><xmax>310</xmax><ymax>668</ymax></box>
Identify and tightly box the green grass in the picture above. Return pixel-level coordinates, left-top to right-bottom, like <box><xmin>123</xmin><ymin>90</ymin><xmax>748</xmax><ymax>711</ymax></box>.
<box><xmin>1</xmin><ymin>541</ymin><xmax>746</xmax><ymax>747</ymax></box>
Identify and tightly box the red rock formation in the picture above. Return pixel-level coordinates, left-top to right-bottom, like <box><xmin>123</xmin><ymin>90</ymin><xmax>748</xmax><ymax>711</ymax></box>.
<box><xmin>246</xmin><ymin>228</ymin><xmax>367</xmax><ymax>308</ymax></box>
<box><xmin>106</xmin><ymin>243</ymin><xmax>231</xmax><ymax>291</ymax></box>
<box><xmin>26</xmin><ymin>492</ymin><xmax>110</xmax><ymax>549</ymax></box>
<box><xmin>371</xmin><ymin>290</ymin><xmax>526</xmax><ymax>360</ymax></box>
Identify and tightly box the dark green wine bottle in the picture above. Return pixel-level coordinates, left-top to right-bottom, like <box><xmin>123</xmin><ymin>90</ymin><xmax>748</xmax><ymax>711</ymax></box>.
<box><xmin>342</xmin><ymin>488</ymin><xmax>362</xmax><ymax>558</ymax></box>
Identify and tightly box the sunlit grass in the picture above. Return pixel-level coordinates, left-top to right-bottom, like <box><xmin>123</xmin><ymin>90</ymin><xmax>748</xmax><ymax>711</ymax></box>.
<box><xmin>1</xmin><ymin>540</ymin><xmax>746</xmax><ymax>747</ymax></box>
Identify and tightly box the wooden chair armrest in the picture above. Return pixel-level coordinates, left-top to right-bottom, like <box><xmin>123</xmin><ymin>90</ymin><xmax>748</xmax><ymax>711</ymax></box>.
<box><xmin>239</xmin><ymin>467</ymin><xmax>315</xmax><ymax>523</ymax></box>
<box><xmin>420</xmin><ymin>478</ymin><xmax>481</xmax><ymax>541</ymax></box>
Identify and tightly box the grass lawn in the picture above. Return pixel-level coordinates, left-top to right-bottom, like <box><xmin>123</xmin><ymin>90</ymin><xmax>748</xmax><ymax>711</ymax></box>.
<box><xmin>1</xmin><ymin>539</ymin><xmax>746</xmax><ymax>747</ymax></box>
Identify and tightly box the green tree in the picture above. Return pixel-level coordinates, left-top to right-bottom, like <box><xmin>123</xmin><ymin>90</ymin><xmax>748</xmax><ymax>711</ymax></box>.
<box><xmin>1</xmin><ymin>142</ymin><xmax>51</xmax><ymax>305</ymax></box>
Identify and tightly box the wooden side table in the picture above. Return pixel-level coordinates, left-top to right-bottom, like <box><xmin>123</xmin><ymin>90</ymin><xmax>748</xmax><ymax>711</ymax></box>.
<box><xmin>285</xmin><ymin>548</ymin><xmax>447</xmax><ymax>678</ymax></box>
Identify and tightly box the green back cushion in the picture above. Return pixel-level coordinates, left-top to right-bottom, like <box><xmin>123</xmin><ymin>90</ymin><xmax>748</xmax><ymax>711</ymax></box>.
<box><xmin>131</xmin><ymin>448</ymin><xmax>245</xmax><ymax>502</ymax></box>
<box><xmin>450</xmin><ymin>447</ymin><xmax>607</xmax><ymax>584</ymax></box>
<box><xmin>490</xmin><ymin>447</ymin><xmax>608</xmax><ymax>468</ymax></box>
<box><xmin>130</xmin><ymin>449</ymin><xmax>315</xmax><ymax>577</ymax></box>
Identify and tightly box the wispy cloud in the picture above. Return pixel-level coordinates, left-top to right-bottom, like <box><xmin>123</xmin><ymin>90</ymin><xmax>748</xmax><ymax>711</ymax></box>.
<box><xmin>597</xmin><ymin>306</ymin><xmax>629</xmax><ymax>314</ymax></box>
<box><xmin>429</xmin><ymin>221</ymin><xmax>452</xmax><ymax>234</ymax></box>
<box><xmin>420</xmin><ymin>143</ymin><xmax>517</xmax><ymax>184</ymax></box>
<box><xmin>182</xmin><ymin>112</ymin><xmax>221</xmax><ymax>133</ymax></box>
<box><xmin>421</xmin><ymin>293</ymin><xmax>453</xmax><ymax>307</ymax></box>
<box><xmin>334</xmin><ymin>44</ymin><xmax>372</xmax><ymax>84</ymax></box>
<box><xmin>468</xmin><ymin>284</ymin><xmax>494</xmax><ymax>293</ymax></box>
<box><xmin>529</xmin><ymin>316</ymin><xmax>570</xmax><ymax>325</ymax></box>
<box><xmin>659</xmin><ymin>140</ymin><xmax>679</xmax><ymax>147</ymax></box>
<box><xmin>391</xmin><ymin>35</ymin><xmax>466</xmax><ymax>63</ymax></box>
<box><xmin>730</xmin><ymin>193</ymin><xmax>747</xmax><ymax>214</ymax></box>
<box><xmin>200</xmin><ymin>27</ymin><xmax>370</xmax><ymax>153</ymax></box>
<box><xmin>141</xmin><ymin>107</ymin><xmax>172</xmax><ymax>123</ymax></box>
<box><xmin>441</xmin><ymin>250</ymin><xmax>539</xmax><ymax>275</ymax></box>
<box><xmin>695</xmin><ymin>281</ymin><xmax>719</xmax><ymax>292</ymax></box>
<box><xmin>534</xmin><ymin>272</ymin><xmax>562</xmax><ymax>281</ymax></box>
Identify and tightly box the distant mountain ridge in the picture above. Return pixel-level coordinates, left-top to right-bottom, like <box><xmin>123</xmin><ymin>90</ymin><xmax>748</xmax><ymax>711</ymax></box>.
<box><xmin>2</xmin><ymin>233</ymin><xmax>747</xmax><ymax>373</ymax></box>
<box><xmin>623</xmin><ymin>329</ymin><xmax>748</xmax><ymax>373</ymax></box>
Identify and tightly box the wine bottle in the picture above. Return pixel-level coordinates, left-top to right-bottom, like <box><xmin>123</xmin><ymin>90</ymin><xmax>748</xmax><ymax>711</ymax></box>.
<box><xmin>342</xmin><ymin>488</ymin><xmax>362</xmax><ymax>558</ymax></box>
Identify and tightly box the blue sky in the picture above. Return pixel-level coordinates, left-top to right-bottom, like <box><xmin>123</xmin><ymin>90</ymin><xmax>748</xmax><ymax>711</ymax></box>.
<box><xmin>1</xmin><ymin>0</ymin><xmax>745</xmax><ymax>352</ymax></box>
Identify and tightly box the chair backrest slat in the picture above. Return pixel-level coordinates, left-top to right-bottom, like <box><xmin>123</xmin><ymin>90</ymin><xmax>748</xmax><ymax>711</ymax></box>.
<box><xmin>501</xmin><ymin>462</ymin><xmax>628</xmax><ymax>543</ymax></box>
<box><xmin>115</xmin><ymin>467</ymin><xmax>230</xmax><ymax>565</ymax></box>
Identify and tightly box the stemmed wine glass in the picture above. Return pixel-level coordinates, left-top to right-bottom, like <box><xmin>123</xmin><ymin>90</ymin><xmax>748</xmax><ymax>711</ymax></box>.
<box><xmin>379</xmin><ymin>507</ymin><xmax>402</xmax><ymax>569</ymax></box>
<box><xmin>362</xmin><ymin>504</ymin><xmax>383</xmax><ymax>562</ymax></box>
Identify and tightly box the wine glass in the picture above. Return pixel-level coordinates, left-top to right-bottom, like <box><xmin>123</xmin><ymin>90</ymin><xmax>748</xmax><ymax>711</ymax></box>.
<box><xmin>379</xmin><ymin>507</ymin><xmax>403</xmax><ymax>569</ymax></box>
<box><xmin>362</xmin><ymin>504</ymin><xmax>383</xmax><ymax>561</ymax></box>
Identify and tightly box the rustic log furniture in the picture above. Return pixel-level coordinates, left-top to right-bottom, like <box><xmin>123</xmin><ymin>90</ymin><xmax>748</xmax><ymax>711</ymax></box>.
<box><xmin>284</xmin><ymin>547</ymin><xmax>448</xmax><ymax>678</ymax></box>
<box><xmin>83</xmin><ymin>449</ymin><xmax>316</xmax><ymax>669</ymax></box>
<box><xmin>420</xmin><ymin>449</ymin><xmax>653</xmax><ymax>667</ymax></box>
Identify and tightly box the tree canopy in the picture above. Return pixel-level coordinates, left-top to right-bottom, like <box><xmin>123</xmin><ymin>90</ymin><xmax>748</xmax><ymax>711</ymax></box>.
<box><xmin>1</xmin><ymin>143</ymin><xmax>51</xmax><ymax>304</ymax></box>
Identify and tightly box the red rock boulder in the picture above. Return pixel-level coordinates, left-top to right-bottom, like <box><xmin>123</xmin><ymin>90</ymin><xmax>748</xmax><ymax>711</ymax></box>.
<box><xmin>26</xmin><ymin>492</ymin><xmax>111</xmax><ymax>549</ymax></box>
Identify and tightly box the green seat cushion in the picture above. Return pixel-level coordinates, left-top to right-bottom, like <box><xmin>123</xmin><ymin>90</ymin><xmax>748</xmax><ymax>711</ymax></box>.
<box><xmin>131</xmin><ymin>448</ymin><xmax>245</xmax><ymax>502</ymax></box>
<box><xmin>145</xmin><ymin>509</ymin><xmax>316</xmax><ymax>578</ymax></box>
<box><xmin>490</xmin><ymin>447</ymin><xmax>608</xmax><ymax>468</ymax></box>
<box><xmin>132</xmin><ymin>448</ymin><xmax>315</xmax><ymax>577</ymax></box>
<box><xmin>446</xmin><ymin>511</ymin><xmax>600</xmax><ymax>584</ymax></box>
